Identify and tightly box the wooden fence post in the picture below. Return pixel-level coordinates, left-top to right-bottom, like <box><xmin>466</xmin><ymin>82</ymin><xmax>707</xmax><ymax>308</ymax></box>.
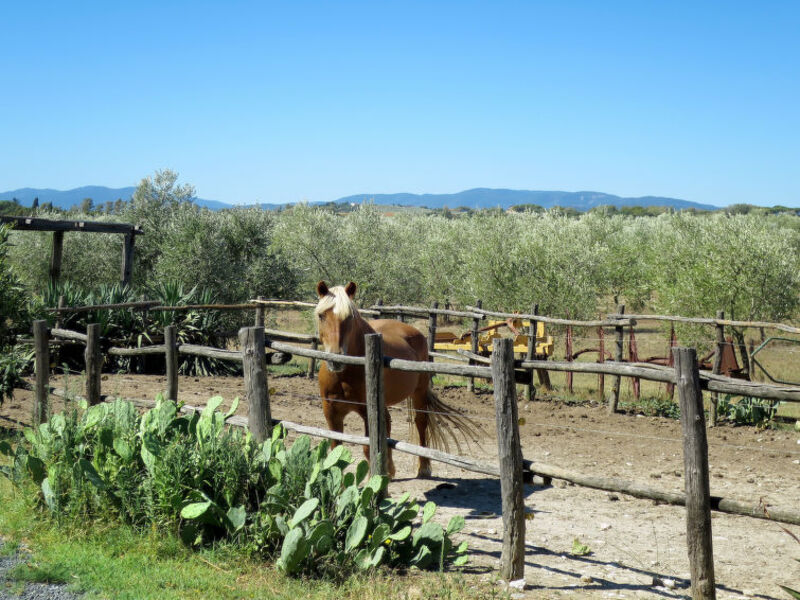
<box><xmin>608</xmin><ymin>304</ymin><xmax>625</xmax><ymax>414</ymax></box>
<box><xmin>597</xmin><ymin>326</ymin><xmax>605</xmax><ymax>403</ymax></box>
<box><xmin>32</xmin><ymin>320</ymin><xmax>49</xmax><ymax>426</ymax></box>
<box><xmin>255</xmin><ymin>295</ymin><xmax>265</xmax><ymax>327</ymax></box>
<box><xmin>165</xmin><ymin>325</ymin><xmax>178</xmax><ymax>401</ymax></box>
<box><xmin>365</xmin><ymin>333</ymin><xmax>388</xmax><ymax>485</ymax></box>
<box><xmin>709</xmin><ymin>310</ymin><xmax>724</xmax><ymax>427</ymax></box>
<box><xmin>666</xmin><ymin>325</ymin><xmax>677</xmax><ymax>399</ymax></box>
<box><xmin>468</xmin><ymin>299</ymin><xmax>482</xmax><ymax>393</ymax></box>
<box><xmin>492</xmin><ymin>337</ymin><xmax>526</xmax><ymax>581</ymax></box>
<box><xmin>240</xmin><ymin>326</ymin><xmax>271</xmax><ymax>443</ymax></box>
<box><xmin>525</xmin><ymin>303</ymin><xmax>538</xmax><ymax>402</ymax></box>
<box><xmin>565</xmin><ymin>324</ymin><xmax>573</xmax><ymax>394</ymax></box>
<box><xmin>629</xmin><ymin>326</ymin><xmax>640</xmax><ymax>401</ymax></box>
<box><xmin>307</xmin><ymin>338</ymin><xmax>318</xmax><ymax>379</ymax></box>
<box><xmin>121</xmin><ymin>231</ymin><xmax>135</xmax><ymax>287</ymax></box>
<box><xmin>674</xmin><ymin>347</ymin><xmax>716</xmax><ymax>600</ymax></box>
<box><xmin>85</xmin><ymin>323</ymin><xmax>102</xmax><ymax>406</ymax></box>
<box><xmin>49</xmin><ymin>231</ymin><xmax>64</xmax><ymax>285</ymax></box>
<box><xmin>427</xmin><ymin>301</ymin><xmax>438</xmax><ymax>359</ymax></box>
<box><xmin>55</xmin><ymin>295</ymin><xmax>65</xmax><ymax>329</ymax></box>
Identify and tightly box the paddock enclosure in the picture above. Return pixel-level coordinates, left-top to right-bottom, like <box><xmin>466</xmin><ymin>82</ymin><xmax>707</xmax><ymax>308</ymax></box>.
<box><xmin>5</xmin><ymin>297</ymin><xmax>800</xmax><ymax>599</ymax></box>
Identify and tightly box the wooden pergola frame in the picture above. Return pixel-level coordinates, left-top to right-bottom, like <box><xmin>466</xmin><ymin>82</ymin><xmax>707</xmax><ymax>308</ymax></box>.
<box><xmin>0</xmin><ymin>216</ymin><xmax>144</xmax><ymax>286</ymax></box>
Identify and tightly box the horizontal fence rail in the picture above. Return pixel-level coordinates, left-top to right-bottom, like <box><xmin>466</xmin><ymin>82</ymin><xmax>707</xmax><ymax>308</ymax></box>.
<box><xmin>38</xmin><ymin>322</ymin><xmax>800</xmax><ymax>402</ymax></box>
<box><xmin>609</xmin><ymin>312</ymin><xmax>800</xmax><ymax>335</ymax></box>
<box><xmin>467</xmin><ymin>306</ymin><xmax>636</xmax><ymax>328</ymax></box>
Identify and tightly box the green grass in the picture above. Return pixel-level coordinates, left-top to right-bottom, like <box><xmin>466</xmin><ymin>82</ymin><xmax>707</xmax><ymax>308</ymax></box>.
<box><xmin>0</xmin><ymin>469</ymin><xmax>502</xmax><ymax>600</ymax></box>
<box><xmin>267</xmin><ymin>360</ymin><xmax>309</xmax><ymax>377</ymax></box>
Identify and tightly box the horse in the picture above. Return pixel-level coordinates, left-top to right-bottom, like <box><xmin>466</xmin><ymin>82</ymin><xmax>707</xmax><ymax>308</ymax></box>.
<box><xmin>314</xmin><ymin>281</ymin><xmax>479</xmax><ymax>478</ymax></box>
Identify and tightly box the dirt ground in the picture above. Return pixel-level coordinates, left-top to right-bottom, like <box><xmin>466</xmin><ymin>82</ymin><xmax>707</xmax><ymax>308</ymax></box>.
<box><xmin>3</xmin><ymin>371</ymin><xmax>799</xmax><ymax>600</ymax></box>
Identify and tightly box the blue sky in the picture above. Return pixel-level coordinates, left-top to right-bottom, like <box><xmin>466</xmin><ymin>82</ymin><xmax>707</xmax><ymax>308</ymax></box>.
<box><xmin>1</xmin><ymin>1</ymin><xmax>798</xmax><ymax>207</ymax></box>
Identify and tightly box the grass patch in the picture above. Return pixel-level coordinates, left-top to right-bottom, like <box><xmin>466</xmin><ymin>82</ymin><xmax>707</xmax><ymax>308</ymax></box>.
<box><xmin>0</xmin><ymin>477</ymin><xmax>500</xmax><ymax>600</ymax></box>
<box><xmin>267</xmin><ymin>360</ymin><xmax>308</xmax><ymax>377</ymax></box>
<box><xmin>619</xmin><ymin>396</ymin><xmax>681</xmax><ymax>419</ymax></box>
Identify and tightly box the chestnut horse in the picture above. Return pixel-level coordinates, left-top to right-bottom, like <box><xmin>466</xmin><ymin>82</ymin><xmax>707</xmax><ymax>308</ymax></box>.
<box><xmin>315</xmin><ymin>281</ymin><xmax>478</xmax><ymax>477</ymax></box>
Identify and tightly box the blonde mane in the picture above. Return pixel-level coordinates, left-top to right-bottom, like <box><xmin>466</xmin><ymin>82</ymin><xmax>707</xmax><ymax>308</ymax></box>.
<box><xmin>314</xmin><ymin>285</ymin><xmax>358</xmax><ymax>324</ymax></box>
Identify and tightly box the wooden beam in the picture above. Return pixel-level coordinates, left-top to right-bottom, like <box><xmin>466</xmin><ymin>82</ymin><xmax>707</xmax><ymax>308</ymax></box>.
<box><xmin>675</xmin><ymin>347</ymin><xmax>716</xmax><ymax>600</ymax></box>
<box><xmin>121</xmin><ymin>231</ymin><xmax>135</xmax><ymax>287</ymax></box>
<box><xmin>32</xmin><ymin>320</ymin><xmax>49</xmax><ymax>426</ymax></box>
<box><xmin>85</xmin><ymin>323</ymin><xmax>102</xmax><ymax>406</ymax></box>
<box><xmin>49</xmin><ymin>230</ymin><xmax>64</xmax><ymax>284</ymax></box>
<box><xmin>0</xmin><ymin>216</ymin><xmax>143</xmax><ymax>235</ymax></box>
<box><xmin>240</xmin><ymin>326</ymin><xmax>270</xmax><ymax>443</ymax></box>
<box><xmin>469</xmin><ymin>305</ymin><xmax>635</xmax><ymax>328</ymax></box>
<box><xmin>492</xmin><ymin>338</ymin><xmax>526</xmax><ymax>581</ymax></box>
<box><xmin>165</xmin><ymin>325</ymin><xmax>178</xmax><ymax>401</ymax></box>
<box><xmin>609</xmin><ymin>312</ymin><xmax>800</xmax><ymax>335</ymax></box>
<box><xmin>365</xmin><ymin>334</ymin><xmax>388</xmax><ymax>484</ymax></box>
<box><xmin>609</xmin><ymin>304</ymin><xmax>625</xmax><ymax>414</ymax></box>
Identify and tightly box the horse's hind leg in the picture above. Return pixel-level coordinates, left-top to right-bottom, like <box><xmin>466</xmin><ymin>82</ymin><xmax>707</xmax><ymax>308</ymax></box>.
<box><xmin>412</xmin><ymin>387</ymin><xmax>433</xmax><ymax>478</ymax></box>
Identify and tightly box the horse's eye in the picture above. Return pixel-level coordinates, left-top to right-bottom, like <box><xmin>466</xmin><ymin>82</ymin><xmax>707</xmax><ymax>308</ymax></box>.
<box><xmin>319</xmin><ymin>313</ymin><xmax>326</xmax><ymax>321</ymax></box>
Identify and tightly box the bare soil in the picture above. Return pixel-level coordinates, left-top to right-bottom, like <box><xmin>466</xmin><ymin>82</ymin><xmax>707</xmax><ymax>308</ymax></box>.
<box><xmin>3</xmin><ymin>372</ymin><xmax>799</xmax><ymax>600</ymax></box>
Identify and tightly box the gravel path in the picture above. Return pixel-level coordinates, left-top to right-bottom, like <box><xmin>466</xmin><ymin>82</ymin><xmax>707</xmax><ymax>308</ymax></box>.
<box><xmin>0</xmin><ymin>545</ymin><xmax>82</xmax><ymax>600</ymax></box>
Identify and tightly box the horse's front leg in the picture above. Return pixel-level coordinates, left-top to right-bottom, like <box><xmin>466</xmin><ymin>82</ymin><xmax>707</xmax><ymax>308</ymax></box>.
<box><xmin>322</xmin><ymin>397</ymin><xmax>345</xmax><ymax>448</ymax></box>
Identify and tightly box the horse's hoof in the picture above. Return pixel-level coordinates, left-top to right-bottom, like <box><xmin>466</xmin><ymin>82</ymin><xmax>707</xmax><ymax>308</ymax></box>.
<box><xmin>417</xmin><ymin>466</ymin><xmax>432</xmax><ymax>479</ymax></box>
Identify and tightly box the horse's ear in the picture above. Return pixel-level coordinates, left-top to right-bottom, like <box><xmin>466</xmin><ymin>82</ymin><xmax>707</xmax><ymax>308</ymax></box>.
<box><xmin>344</xmin><ymin>281</ymin><xmax>357</xmax><ymax>298</ymax></box>
<box><xmin>316</xmin><ymin>281</ymin><xmax>329</xmax><ymax>297</ymax></box>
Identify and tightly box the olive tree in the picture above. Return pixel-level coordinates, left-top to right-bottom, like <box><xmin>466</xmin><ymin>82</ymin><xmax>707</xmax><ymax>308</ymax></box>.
<box><xmin>122</xmin><ymin>169</ymin><xmax>197</xmax><ymax>285</ymax></box>
<box><xmin>650</xmin><ymin>212</ymin><xmax>800</xmax><ymax>372</ymax></box>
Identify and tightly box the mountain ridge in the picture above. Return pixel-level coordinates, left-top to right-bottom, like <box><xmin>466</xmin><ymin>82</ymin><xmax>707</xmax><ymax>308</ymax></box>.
<box><xmin>0</xmin><ymin>185</ymin><xmax>719</xmax><ymax>212</ymax></box>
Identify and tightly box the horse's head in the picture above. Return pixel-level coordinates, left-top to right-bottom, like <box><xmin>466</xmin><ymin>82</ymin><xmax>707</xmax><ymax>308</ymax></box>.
<box><xmin>315</xmin><ymin>281</ymin><xmax>359</xmax><ymax>372</ymax></box>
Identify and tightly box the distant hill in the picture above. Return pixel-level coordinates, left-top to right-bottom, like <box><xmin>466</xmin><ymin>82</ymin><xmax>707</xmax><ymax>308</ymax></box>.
<box><xmin>0</xmin><ymin>186</ymin><xmax>225</xmax><ymax>210</ymax></box>
<box><xmin>334</xmin><ymin>188</ymin><xmax>718</xmax><ymax>211</ymax></box>
<box><xmin>0</xmin><ymin>185</ymin><xmax>717</xmax><ymax>212</ymax></box>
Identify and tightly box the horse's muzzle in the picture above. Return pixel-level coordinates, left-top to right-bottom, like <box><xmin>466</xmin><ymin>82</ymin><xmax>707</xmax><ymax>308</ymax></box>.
<box><xmin>326</xmin><ymin>360</ymin><xmax>345</xmax><ymax>373</ymax></box>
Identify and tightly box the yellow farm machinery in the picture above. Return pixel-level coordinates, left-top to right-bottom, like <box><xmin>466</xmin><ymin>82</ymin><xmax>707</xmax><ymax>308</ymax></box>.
<box><xmin>434</xmin><ymin>318</ymin><xmax>554</xmax><ymax>359</ymax></box>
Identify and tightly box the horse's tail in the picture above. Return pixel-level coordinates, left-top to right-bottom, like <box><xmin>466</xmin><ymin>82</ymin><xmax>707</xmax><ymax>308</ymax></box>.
<box><xmin>410</xmin><ymin>388</ymin><xmax>484</xmax><ymax>455</ymax></box>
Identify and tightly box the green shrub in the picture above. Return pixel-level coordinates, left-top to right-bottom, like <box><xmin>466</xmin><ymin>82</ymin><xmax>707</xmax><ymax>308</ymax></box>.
<box><xmin>1</xmin><ymin>397</ymin><xmax>469</xmax><ymax>577</ymax></box>
<box><xmin>716</xmin><ymin>395</ymin><xmax>780</xmax><ymax>428</ymax></box>
<box><xmin>0</xmin><ymin>224</ymin><xmax>29</xmax><ymax>347</ymax></box>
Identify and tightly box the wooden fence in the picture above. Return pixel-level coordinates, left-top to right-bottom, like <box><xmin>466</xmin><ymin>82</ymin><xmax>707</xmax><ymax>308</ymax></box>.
<box><xmin>25</xmin><ymin>311</ymin><xmax>800</xmax><ymax>598</ymax></box>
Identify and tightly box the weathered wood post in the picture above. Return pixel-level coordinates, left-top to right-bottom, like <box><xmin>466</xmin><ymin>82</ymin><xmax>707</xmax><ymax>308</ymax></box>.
<box><xmin>307</xmin><ymin>337</ymin><xmax>318</xmax><ymax>379</ymax></box>
<box><xmin>32</xmin><ymin>320</ymin><xmax>49</xmax><ymax>426</ymax></box>
<box><xmin>597</xmin><ymin>326</ymin><xmax>605</xmax><ymax>403</ymax></box>
<box><xmin>629</xmin><ymin>326</ymin><xmax>640</xmax><ymax>401</ymax></box>
<box><xmin>85</xmin><ymin>323</ymin><xmax>102</xmax><ymax>406</ymax></box>
<box><xmin>492</xmin><ymin>337</ymin><xmax>526</xmax><ymax>581</ymax></box>
<box><xmin>165</xmin><ymin>325</ymin><xmax>178</xmax><ymax>401</ymax></box>
<box><xmin>666</xmin><ymin>325</ymin><xmax>677</xmax><ymax>399</ymax></box>
<box><xmin>121</xmin><ymin>231</ymin><xmax>135</xmax><ymax>287</ymax></box>
<box><xmin>240</xmin><ymin>326</ymin><xmax>271</xmax><ymax>443</ymax></box>
<box><xmin>49</xmin><ymin>231</ymin><xmax>64</xmax><ymax>285</ymax></box>
<box><xmin>709</xmin><ymin>310</ymin><xmax>725</xmax><ymax>427</ymax></box>
<box><xmin>525</xmin><ymin>303</ymin><xmax>538</xmax><ymax>402</ymax></box>
<box><xmin>565</xmin><ymin>324</ymin><xmax>574</xmax><ymax>394</ymax></box>
<box><xmin>365</xmin><ymin>333</ymin><xmax>388</xmax><ymax>486</ymax></box>
<box><xmin>468</xmin><ymin>299</ymin><xmax>482</xmax><ymax>393</ymax></box>
<box><xmin>55</xmin><ymin>295</ymin><xmax>65</xmax><ymax>329</ymax></box>
<box><xmin>255</xmin><ymin>295</ymin><xmax>266</xmax><ymax>327</ymax></box>
<box><xmin>427</xmin><ymin>301</ymin><xmax>438</xmax><ymax>359</ymax></box>
<box><xmin>674</xmin><ymin>347</ymin><xmax>716</xmax><ymax>600</ymax></box>
<box><xmin>608</xmin><ymin>304</ymin><xmax>625</xmax><ymax>414</ymax></box>
<box><xmin>53</xmin><ymin>295</ymin><xmax>65</xmax><ymax>369</ymax></box>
